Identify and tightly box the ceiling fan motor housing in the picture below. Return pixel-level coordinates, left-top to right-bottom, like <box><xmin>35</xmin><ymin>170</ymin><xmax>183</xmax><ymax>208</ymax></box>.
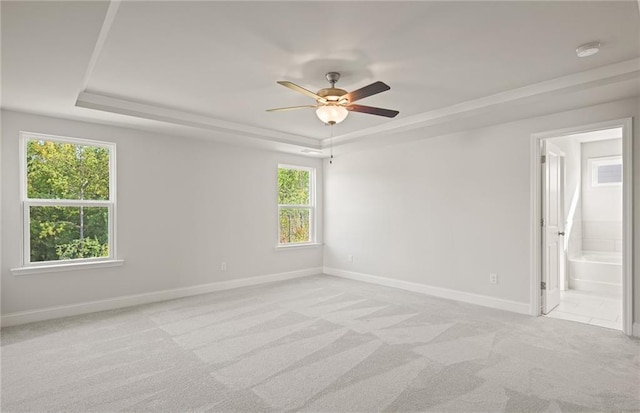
<box><xmin>317</xmin><ymin>88</ymin><xmax>348</xmax><ymax>103</ymax></box>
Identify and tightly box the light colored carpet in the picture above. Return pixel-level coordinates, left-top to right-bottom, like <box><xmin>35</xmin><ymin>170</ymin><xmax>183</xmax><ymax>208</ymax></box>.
<box><xmin>2</xmin><ymin>275</ymin><xmax>639</xmax><ymax>412</ymax></box>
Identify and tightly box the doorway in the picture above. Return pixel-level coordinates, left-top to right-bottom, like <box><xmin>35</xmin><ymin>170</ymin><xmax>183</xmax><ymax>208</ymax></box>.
<box><xmin>531</xmin><ymin>119</ymin><xmax>633</xmax><ymax>335</ymax></box>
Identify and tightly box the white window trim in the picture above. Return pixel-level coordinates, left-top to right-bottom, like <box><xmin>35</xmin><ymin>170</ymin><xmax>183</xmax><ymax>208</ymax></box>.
<box><xmin>589</xmin><ymin>155</ymin><xmax>622</xmax><ymax>187</ymax></box>
<box><xmin>11</xmin><ymin>259</ymin><xmax>124</xmax><ymax>276</ymax></box>
<box><xmin>16</xmin><ymin>131</ymin><xmax>119</xmax><ymax>272</ymax></box>
<box><xmin>274</xmin><ymin>243</ymin><xmax>323</xmax><ymax>251</ymax></box>
<box><xmin>277</xmin><ymin>164</ymin><xmax>316</xmax><ymax>246</ymax></box>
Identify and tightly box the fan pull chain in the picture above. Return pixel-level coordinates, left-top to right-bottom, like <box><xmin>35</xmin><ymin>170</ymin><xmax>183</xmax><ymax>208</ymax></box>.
<box><xmin>329</xmin><ymin>123</ymin><xmax>334</xmax><ymax>164</ymax></box>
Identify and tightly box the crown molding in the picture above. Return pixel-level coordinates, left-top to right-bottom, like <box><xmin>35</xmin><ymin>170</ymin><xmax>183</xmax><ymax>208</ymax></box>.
<box><xmin>76</xmin><ymin>1</ymin><xmax>638</xmax><ymax>154</ymax></box>
<box><xmin>76</xmin><ymin>59</ymin><xmax>638</xmax><ymax>153</ymax></box>
<box><xmin>74</xmin><ymin>0</ymin><xmax>320</xmax><ymax>151</ymax></box>
<box><xmin>77</xmin><ymin>0</ymin><xmax>121</xmax><ymax>97</ymax></box>
<box><xmin>76</xmin><ymin>91</ymin><xmax>321</xmax><ymax>148</ymax></box>
<box><xmin>322</xmin><ymin>58</ymin><xmax>640</xmax><ymax>148</ymax></box>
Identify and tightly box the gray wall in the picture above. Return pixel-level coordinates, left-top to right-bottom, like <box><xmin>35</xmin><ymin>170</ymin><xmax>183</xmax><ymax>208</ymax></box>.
<box><xmin>1</xmin><ymin>110</ymin><xmax>324</xmax><ymax>314</ymax></box>
<box><xmin>2</xmin><ymin>96</ymin><xmax>639</xmax><ymax>330</ymax></box>
<box><xmin>323</xmin><ymin>97</ymin><xmax>639</xmax><ymax>325</ymax></box>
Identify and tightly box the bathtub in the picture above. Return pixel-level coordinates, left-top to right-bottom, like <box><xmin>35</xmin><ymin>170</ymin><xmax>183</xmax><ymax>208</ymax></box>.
<box><xmin>569</xmin><ymin>252</ymin><xmax>622</xmax><ymax>294</ymax></box>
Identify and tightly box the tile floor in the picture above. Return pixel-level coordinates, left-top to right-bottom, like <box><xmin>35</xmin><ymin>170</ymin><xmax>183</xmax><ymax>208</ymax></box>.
<box><xmin>545</xmin><ymin>289</ymin><xmax>622</xmax><ymax>330</ymax></box>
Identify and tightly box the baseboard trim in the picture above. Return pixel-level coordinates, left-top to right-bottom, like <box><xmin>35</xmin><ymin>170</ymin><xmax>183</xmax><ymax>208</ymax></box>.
<box><xmin>1</xmin><ymin>267</ymin><xmax>322</xmax><ymax>327</ymax></box>
<box><xmin>633</xmin><ymin>323</ymin><xmax>640</xmax><ymax>338</ymax></box>
<box><xmin>323</xmin><ymin>267</ymin><xmax>530</xmax><ymax>315</ymax></box>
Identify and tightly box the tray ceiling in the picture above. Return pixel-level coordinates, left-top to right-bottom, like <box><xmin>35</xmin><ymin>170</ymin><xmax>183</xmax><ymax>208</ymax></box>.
<box><xmin>2</xmin><ymin>1</ymin><xmax>639</xmax><ymax>155</ymax></box>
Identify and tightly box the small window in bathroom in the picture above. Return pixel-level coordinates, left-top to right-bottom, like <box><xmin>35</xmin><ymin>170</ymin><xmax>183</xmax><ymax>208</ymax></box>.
<box><xmin>590</xmin><ymin>156</ymin><xmax>622</xmax><ymax>187</ymax></box>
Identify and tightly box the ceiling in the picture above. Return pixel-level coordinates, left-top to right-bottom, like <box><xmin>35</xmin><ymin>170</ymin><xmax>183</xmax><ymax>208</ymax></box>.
<box><xmin>2</xmin><ymin>1</ymin><xmax>639</xmax><ymax>156</ymax></box>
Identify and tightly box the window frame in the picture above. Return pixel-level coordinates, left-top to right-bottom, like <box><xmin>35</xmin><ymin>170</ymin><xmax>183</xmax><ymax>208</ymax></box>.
<box><xmin>277</xmin><ymin>164</ymin><xmax>316</xmax><ymax>246</ymax></box>
<box><xmin>19</xmin><ymin>131</ymin><xmax>117</xmax><ymax>268</ymax></box>
<box><xmin>589</xmin><ymin>155</ymin><xmax>622</xmax><ymax>188</ymax></box>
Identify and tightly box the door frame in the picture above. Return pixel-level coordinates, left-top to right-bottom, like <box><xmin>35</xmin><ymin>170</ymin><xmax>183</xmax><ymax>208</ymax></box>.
<box><xmin>530</xmin><ymin>117</ymin><xmax>633</xmax><ymax>335</ymax></box>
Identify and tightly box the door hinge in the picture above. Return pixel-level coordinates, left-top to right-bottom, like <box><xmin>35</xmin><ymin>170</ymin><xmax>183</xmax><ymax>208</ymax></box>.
<box><xmin>541</xmin><ymin>281</ymin><xmax>546</xmax><ymax>290</ymax></box>
<box><xmin>541</xmin><ymin>155</ymin><xmax>546</xmax><ymax>164</ymax></box>
<box><xmin>541</xmin><ymin>218</ymin><xmax>544</xmax><ymax>227</ymax></box>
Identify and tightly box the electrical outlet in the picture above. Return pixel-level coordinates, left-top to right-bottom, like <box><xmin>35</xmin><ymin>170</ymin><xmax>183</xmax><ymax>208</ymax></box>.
<box><xmin>489</xmin><ymin>273</ymin><xmax>498</xmax><ymax>284</ymax></box>
<box><xmin>347</xmin><ymin>254</ymin><xmax>353</xmax><ymax>263</ymax></box>
<box><xmin>221</xmin><ymin>262</ymin><xmax>227</xmax><ymax>271</ymax></box>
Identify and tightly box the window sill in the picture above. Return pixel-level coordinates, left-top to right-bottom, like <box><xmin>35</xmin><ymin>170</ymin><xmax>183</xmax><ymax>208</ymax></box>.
<box><xmin>274</xmin><ymin>243</ymin><xmax>323</xmax><ymax>251</ymax></box>
<box><xmin>11</xmin><ymin>259</ymin><xmax>124</xmax><ymax>276</ymax></box>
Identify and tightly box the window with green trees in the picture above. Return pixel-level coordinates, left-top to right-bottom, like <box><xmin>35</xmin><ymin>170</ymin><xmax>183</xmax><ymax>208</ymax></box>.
<box><xmin>21</xmin><ymin>133</ymin><xmax>115</xmax><ymax>265</ymax></box>
<box><xmin>278</xmin><ymin>165</ymin><xmax>315</xmax><ymax>244</ymax></box>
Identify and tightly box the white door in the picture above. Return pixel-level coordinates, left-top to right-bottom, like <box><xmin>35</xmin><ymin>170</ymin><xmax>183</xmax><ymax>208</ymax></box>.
<box><xmin>542</xmin><ymin>141</ymin><xmax>565</xmax><ymax>314</ymax></box>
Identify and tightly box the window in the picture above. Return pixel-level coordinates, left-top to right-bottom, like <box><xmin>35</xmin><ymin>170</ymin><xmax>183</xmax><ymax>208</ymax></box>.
<box><xmin>278</xmin><ymin>165</ymin><xmax>315</xmax><ymax>245</ymax></box>
<box><xmin>20</xmin><ymin>132</ymin><xmax>116</xmax><ymax>267</ymax></box>
<box><xmin>590</xmin><ymin>156</ymin><xmax>622</xmax><ymax>187</ymax></box>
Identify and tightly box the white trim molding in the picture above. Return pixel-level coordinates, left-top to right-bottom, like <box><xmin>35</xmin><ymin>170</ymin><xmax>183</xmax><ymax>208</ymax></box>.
<box><xmin>76</xmin><ymin>7</ymin><xmax>639</xmax><ymax>156</ymax></box>
<box><xmin>325</xmin><ymin>59</ymin><xmax>640</xmax><ymax>148</ymax></box>
<box><xmin>76</xmin><ymin>91</ymin><xmax>320</xmax><ymax>149</ymax></box>
<box><xmin>19</xmin><ymin>131</ymin><xmax>118</xmax><ymax>269</ymax></box>
<box><xmin>0</xmin><ymin>267</ymin><xmax>322</xmax><ymax>327</ymax></box>
<box><xmin>274</xmin><ymin>243</ymin><xmax>323</xmax><ymax>251</ymax></box>
<box><xmin>78</xmin><ymin>0</ymin><xmax>121</xmax><ymax>95</ymax></box>
<box><xmin>11</xmin><ymin>259</ymin><xmax>124</xmax><ymax>276</ymax></box>
<box><xmin>74</xmin><ymin>0</ymin><xmax>320</xmax><ymax>152</ymax></box>
<box><xmin>277</xmin><ymin>164</ymin><xmax>317</xmax><ymax>246</ymax></box>
<box><xmin>323</xmin><ymin>267</ymin><xmax>530</xmax><ymax>315</ymax></box>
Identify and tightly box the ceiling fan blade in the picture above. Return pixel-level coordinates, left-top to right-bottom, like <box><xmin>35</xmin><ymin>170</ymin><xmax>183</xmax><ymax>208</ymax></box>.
<box><xmin>266</xmin><ymin>105</ymin><xmax>317</xmax><ymax>112</ymax></box>
<box><xmin>342</xmin><ymin>81</ymin><xmax>390</xmax><ymax>103</ymax></box>
<box><xmin>347</xmin><ymin>104</ymin><xmax>399</xmax><ymax>118</ymax></box>
<box><xmin>277</xmin><ymin>81</ymin><xmax>327</xmax><ymax>103</ymax></box>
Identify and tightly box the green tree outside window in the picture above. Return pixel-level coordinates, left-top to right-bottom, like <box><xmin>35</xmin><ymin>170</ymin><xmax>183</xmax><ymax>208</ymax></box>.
<box><xmin>278</xmin><ymin>166</ymin><xmax>313</xmax><ymax>244</ymax></box>
<box><xmin>26</xmin><ymin>139</ymin><xmax>112</xmax><ymax>263</ymax></box>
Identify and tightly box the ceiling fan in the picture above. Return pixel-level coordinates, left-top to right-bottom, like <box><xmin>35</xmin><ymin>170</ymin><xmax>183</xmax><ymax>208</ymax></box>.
<box><xmin>267</xmin><ymin>72</ymin><xmax>399</xmax><ymax>125</ymax></box>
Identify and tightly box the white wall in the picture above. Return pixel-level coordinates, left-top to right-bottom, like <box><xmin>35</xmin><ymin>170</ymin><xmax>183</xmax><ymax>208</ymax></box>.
<box><xmin>324</xmin><ymin>98</ymin><xmax>639</xmax><ymax>320</ymax></box>
<box><xmin>1</xmin><ymin>110</ymin><xmax>323</xmax><ymax>315</ymax></box>
<box><xmin>581</xmin><ymin>139</ymin><xmax>623</xmax><ymax>253</ymax></box>
<box><xmin>2</xmin><ymin>97</ymin><xmax>639</xmax><ymax>328</ymax></box>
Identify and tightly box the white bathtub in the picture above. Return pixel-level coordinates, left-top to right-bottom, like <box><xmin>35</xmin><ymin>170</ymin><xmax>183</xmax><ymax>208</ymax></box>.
<box><xmin>569</xmin><ymin>252</ymin><xmax>622</xmax><ymax>294</ymax></box>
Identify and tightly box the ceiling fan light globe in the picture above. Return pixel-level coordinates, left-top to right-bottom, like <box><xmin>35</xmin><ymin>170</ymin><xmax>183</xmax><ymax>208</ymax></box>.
<box><xmin>316</xmin><ymin>105</ymin><xmax>348</xmax><ymax>125</ymax></box>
